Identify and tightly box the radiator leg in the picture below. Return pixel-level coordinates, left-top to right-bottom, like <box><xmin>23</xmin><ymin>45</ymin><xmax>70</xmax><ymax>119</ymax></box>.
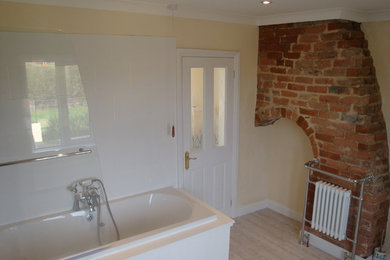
<box><xmin>344</xmin><ymin>251</ymin><xmax>352</xmax><ymax>260</ymax></box>
<box><xmin>299</xmin><ymin>230</ymin><xmax>310</xmax><ymax>247</ymax></box>
<box><xmin>299</xmin><ymin>168</ymin><xmax>311</xmax><ymax>246</ymax></box>
<box><xmin>351</xmin><ymin>182</ymin><xmax>365</xmax><ymax>260</ymax></box>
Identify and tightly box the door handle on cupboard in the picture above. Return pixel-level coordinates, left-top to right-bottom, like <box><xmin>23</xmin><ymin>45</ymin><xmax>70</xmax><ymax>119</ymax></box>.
<box><xmin>185</xmin><ymin>151</ymin><xmax>197</xmax><ymax>170</ymax></box>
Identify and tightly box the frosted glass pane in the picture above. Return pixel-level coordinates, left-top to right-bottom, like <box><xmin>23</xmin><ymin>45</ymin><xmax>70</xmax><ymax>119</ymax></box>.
<box><xmin>191</xmin><ymin>68</ymin><xmax>204</xmax><ymax>151</ymax></box>
<box><xmin>213</xmin><ymin>68</ymin><xmax>226</xmax><ymax>147</ymax></box>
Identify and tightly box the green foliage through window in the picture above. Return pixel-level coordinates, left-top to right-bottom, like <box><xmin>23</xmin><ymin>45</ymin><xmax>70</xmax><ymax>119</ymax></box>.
<box><xmin>25</xmin><ymin>61</ymin><xmax>92</xmax><ymax>149</ymax></box>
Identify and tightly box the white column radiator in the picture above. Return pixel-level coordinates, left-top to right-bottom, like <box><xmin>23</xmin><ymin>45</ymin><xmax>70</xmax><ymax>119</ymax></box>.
<box><xmin>311</xmin><ymin>181</ymin><xmax>351</xmax><ymax>241</ymax></box>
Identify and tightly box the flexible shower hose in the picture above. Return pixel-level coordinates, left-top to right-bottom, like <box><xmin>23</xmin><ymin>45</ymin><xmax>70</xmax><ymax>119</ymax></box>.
<box><xmin>93</xmin><ymin>179</ymin><xmax>120</xmax><ymax>244</ymax></box>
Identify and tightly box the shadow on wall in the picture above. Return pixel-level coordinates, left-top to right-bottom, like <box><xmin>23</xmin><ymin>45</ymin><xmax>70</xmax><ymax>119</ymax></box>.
<box><xmin>265</xmin><ymin>118</ymin><xmax>313</xmax><ymax>215</ymax></box>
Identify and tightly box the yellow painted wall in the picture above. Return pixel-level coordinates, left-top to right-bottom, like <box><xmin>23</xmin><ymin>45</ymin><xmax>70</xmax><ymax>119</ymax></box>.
<box><xmin>0</xmin><ymin>1</ymin><xmax>267</xmax><ymax>207</ymax></box>
<box><xmin>265</xmin><ymin>119</ymin><xmax>313</xmax><ymax>214</ymax></box>
<box><xmin>362</xmin><ymin>21</ymin><xmax>390</xmax><ymax>251</ymax></box>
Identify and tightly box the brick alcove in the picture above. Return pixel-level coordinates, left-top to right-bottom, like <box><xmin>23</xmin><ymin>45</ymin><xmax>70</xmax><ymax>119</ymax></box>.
<box><xmin>255</xmin><ymin>20</ymin><xmax>389</xmax><ymax>257</ymax></box>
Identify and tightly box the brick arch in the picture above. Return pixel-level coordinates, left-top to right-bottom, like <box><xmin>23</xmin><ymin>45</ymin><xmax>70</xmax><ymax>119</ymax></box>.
<box><xmin>255</xmin><ymin>107</ymin><xmax>319</xmax><ymax>157</ymax></box>
<box><xmin>255</xmin><ymin>20</ymin><xmax>389</xmax><ymax>257</ymax></box>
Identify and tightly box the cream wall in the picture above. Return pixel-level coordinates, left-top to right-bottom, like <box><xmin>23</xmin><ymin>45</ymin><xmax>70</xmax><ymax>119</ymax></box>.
<box><xmin>0</xmin><ymin>1</ymin><xmax>267</xmax><ymax>208</ymax></box>
<box><xmin>265</xmin><ymin>119</ymin><xmax>313</xmax><ymax>214</ymax></box>
<box><xmin>362</xmin><ymin>21</ymin><xmax>390</xmax><ymax>251</ymax></box>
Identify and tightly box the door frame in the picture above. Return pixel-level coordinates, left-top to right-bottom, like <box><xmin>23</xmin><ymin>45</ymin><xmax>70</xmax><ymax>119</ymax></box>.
<box><xmin>176</xmin><ymin>49</ymin><xmax>240</xmax><ymax>217</ymax></box>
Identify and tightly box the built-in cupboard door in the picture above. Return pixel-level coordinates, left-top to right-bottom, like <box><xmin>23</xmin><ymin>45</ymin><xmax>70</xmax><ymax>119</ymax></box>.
<box><xmin>181</xmin><ymin>56</ymin><xmax>235</xmax><ymax>216</ymax></box>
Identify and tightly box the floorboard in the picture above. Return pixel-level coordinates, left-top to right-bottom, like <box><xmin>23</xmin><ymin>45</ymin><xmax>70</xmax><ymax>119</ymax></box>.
<box><xmin>229</xmin><ymin>209</ymin><xmax>337</xmax><ymax>260</ymax></box>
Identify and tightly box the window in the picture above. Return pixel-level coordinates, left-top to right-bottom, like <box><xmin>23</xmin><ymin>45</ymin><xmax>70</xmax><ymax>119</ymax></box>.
<box><xmin>25</xmin><ymin>61</ymin><xmax>93</xmax><ymax>151</ymax></box>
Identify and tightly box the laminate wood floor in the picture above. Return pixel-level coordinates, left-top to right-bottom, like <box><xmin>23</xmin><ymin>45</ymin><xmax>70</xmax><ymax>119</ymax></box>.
<box><xmin>229</xmin><ymin>209</ymin><xmax>337</xmax><ymax>260</ymax></box>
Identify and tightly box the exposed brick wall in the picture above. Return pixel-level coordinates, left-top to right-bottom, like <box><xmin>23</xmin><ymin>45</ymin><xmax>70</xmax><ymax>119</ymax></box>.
<box><xmin>255</xmin><ymin>20</ymin><xmax>389</xmax><ymax>257</ymax></box>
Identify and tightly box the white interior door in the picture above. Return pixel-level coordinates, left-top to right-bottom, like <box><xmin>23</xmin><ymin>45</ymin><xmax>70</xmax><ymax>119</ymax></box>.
<box><xmin>181</xmin><ymin>56</ymin><xmax>235</xmax><ymax>215</ymax></box>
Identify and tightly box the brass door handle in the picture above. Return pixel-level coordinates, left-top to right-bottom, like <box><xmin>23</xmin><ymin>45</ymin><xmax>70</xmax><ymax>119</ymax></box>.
<box><xmin>185</xmin><ymin>151</ymin><xmax>197</xmax><ymax>170</ymax></box>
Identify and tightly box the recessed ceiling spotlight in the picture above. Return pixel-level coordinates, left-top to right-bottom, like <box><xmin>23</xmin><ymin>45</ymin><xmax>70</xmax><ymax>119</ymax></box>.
<box><xmin>261</xmin><ymin>0</ymin><xmax>272</xmax><ymax>5</ymax></box>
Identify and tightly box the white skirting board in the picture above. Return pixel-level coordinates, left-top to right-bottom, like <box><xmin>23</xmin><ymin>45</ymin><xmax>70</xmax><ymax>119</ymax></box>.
<box><xmin>233</xmin><ymin>200</ymin><xmax>268</xmax><ymax>218</ymax></box>
<box><xmin>234</xmin><ymin>199</ymin><xmax>374</xmax><ymax>260</ymax></box>
<box><xmin>233</xmin><ymin>199</ymin><xmax>301</xmax><ymax>220</ymax></box>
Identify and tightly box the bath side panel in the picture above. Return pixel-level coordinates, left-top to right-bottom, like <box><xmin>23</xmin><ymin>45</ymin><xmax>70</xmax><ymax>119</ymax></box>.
<box><xmin>100</xmin><ymin>224</ymin><xmax>232</xmax><ymax>260</ymax></box>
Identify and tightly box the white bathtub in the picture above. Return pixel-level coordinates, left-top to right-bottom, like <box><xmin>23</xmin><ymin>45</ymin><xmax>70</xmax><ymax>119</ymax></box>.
<box><xmin>0</xmin><ymin>187</ymin><xmax>232</xmax><ymax>260</ymax></box>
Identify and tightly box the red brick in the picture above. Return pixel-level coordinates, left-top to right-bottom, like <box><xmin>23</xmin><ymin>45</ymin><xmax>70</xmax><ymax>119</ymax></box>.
<box><xmin>347</xmin><ymin>68</ymin><xmax>371</xmax><ymax>77</ymax></box>
<box><xmin>338</xmin><ymin>40</ymin><xmax>366</xmax><ymax>49</ymax></box>
<box><xmin>278</xmin><ymin>27</ymin><xmax>304</xmax><ymax>36</ymax></box>
<box><xmin>329</xmin><ymin>104</ymin><xmax>350</xmax><ymax>112</ymax></box>
<box><xmin>321</xmin><ymin>31</ymin><xmax>349</xmax><ymax>41</ymax></box>
<box><xmin>356</xmin><ymin>124</ymin><xmax>381</xmax><ymax>134</ymax></box>
<box><xmin>333</xmin><ymin>138</ymin><xmax>358</xmax><ymax>150</ymax></box>
<box><xmin>270</xmin><ymin>67</ymin><xmax>286</xmax><ymax>74</ymax></box>
<box><xmin>320</xmin><ymin>150</ymin><xmax>341</xmax><ymax>160</ymax></box>
<box><xmin>351</xmin><ymin>31</ymin><xmax>365</xmax><ymax>39</ymax></box>
<box><xmin>320</xmin><ymin>96</ymin><xmax>340</xmax><ymax>103</ymax></box>
<box><xmin>305</xmin><ymin>25</ymin><xmax>326</xmax><ymax>34</ymax></box>
<box><xmin>277</xmin><ymin>75</ymin><xmax>294</xmax><ymax>82</ymax></box>
<box><xmin>258</xmin><ymin>31</ymin><xmax>275</xmax><ymax>38</ymax></box>
<box><xmin>307</xmin><ymin>86</ymin><xmax>327</xmax><ymax>93</ymax></box>
<box><xmin>318</xmin><ymin>127</ymin><xmax>345</xmax><ymax>138</ymax></box>
<box><xmin>300</xmin><ymin>108</ymin><xmax>318</xmax><ymax>116</ymax></box>
<box><xmin>375</xmin><ymin>132</ymin><xmax>387</xmax><ymax>141</ymax></box>
<box><xmin>323</xmin><ymin>143</ymin><xmax>347</xmax><ymax>154</ymax></box>
<box><xmin>334</xmin><ymin>59</ymin><xmax>356</xmax><ymax>67</ymax></box>
<box><xmin>296</xmin><ymin>116</ymin><xmax>309</xmax><ymax>129</ymax></box>
<box><xmin>285</xmin><ymin>60</ymin><xmax>294</xmax><ymax>67</ymax></box>
<box><xmin>324</xmin><ymin>68</ymin><xmax>347</xmax><ymax>77</ymax></box>
<box><xmin>288</xmin><ymin>83</ymin><xmax>305</xmax><ymax>91</ymax></box>
<box><xmin>284</xmin><ymin>52</ymin><xmax>301</xmax><ymax>59</ymax></box>
<box><xmin>326</xmin><ymin>159</ymin><xmax>350</xmax><ymax>170</ymax></box>
<box><xmin>315</xmin><ymin>133</ymin><xmax>335</xmax><ymax>142</ymax></box>
<box><xmin>291</xmin><ymin>44</ymin><xmax>311</xmax><ymax>52</ymax></box>
<box><xmin>331</xmin><ymin>122</ymin><xmax>355</xmax><ymax>131</ymax></box>
<box><xmin>308</xmin><ymin>102</ymin><xmax>328</xmax><ymax>111</ymax></box>
<box><xmin>318</xmin><ymin>50</ymin><xmax>337</xmax><ymax>59</ymax></box>
<box><xmin>281</xmin><ymin>35</ymin><xmax>298</xmax><ymax>44</ymax></box>
<box><xmin>267</xmin><ymin>52</ymin><xmax>283</xmax><ymax>60</ymax></box>
<box><xmin>358</xmin><ymin>143</ymin><xmax>385</xmax><ymax>151</ymax></box>
<box><xmin>305</xmin><ymin>53</ymin><xmax>318</xmax><ymax>59</ymax></box>
<box><xmin>274</xmin><ymin>82</ymin><xmax>287</xmax><ymax>89</ymax></box>
<box><xmin>291</xmin><ymin>100</ymin><xmax>307</xmax><ymax>106</ymax></box>
<box><xmin>259</xmin><ymin>66</ymin><xmax>270</xmax><ymax>72</ymax></box>
<box><xmin>341</xmin><ymin>48</ymin><xmax>364</xmax><ymax>58</ymax></box>
<box><xmin>318</xmin><ymin>111</ymin><xmax>339</xmax><ymax>120</ymax></box>
<box><xmin>281</xmin><ymin>90</ymin><xmax>297</xmax><ymax>97</ymax></box>
<box><xmin>295</xmin><ymin>77</ymin><xmax>313</xmax><ymax>84</ymax></box>
<box><xmin>346</xmin><ymin>133</ymin><xmax>376</xmax><ymax>144</ymax></box>
<box><xmin>260</xmin><ymin>59</ymin><xmax>277</xmax><ymax>66</ymax></box>
<box><xmin>305</xmin><ymin>127</ymin><xmax>314</xmax><ymax>136</ymax></box>
<box><xmin>262</xmin><ymin>37</ymin><xmax>280</xmax><ymax>44</ymax></box>
<box><xmin>273</xmin><ymin>97</ymin><xmax>289</xmax><ymax>105</ymax></box>
<box><xmin>315</xmin><ymin>78</ymin><xmax>334</xmax><ymax>85</ymax></box>
<box><xmin>347</xmin><ymin>151</ymin><xmax>376</xmax><ymax>160</ymax></box>
<box><xmin>262</xmin><ymin>81</ymin><xmax>273</xmax><ymax>88</ymax></box>
<box><xmin>299</xmin><ymin>34</ymin><xmax>319</xmax><ymax>43</ymax></box>
<box><xmin>327</xmin><ymin>21</ymin><xmax>354</xmax><ymax>31</ymax></box>
<box><xmin>315</xmin><ymin>60</ymin><xmax>332</xmax><ymax>69</ymax></box>
<box><xmin>340</xmin><ymin>96</ymin><xmax>370</xmax><ymax>105</ymax></box>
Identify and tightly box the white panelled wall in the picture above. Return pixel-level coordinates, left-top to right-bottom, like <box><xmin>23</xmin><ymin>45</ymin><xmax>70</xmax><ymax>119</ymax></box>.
<box><xmin>0</xmin><ymin>33</ymin><xmax>177</xmax><ymax>225</ymax></box>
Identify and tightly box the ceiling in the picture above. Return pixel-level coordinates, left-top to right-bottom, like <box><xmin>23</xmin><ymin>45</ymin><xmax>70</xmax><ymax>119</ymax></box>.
<box><xmin>5</xmin><ymin>0</ymin><xmax>390</xmax><ymax>25</ymax></box>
